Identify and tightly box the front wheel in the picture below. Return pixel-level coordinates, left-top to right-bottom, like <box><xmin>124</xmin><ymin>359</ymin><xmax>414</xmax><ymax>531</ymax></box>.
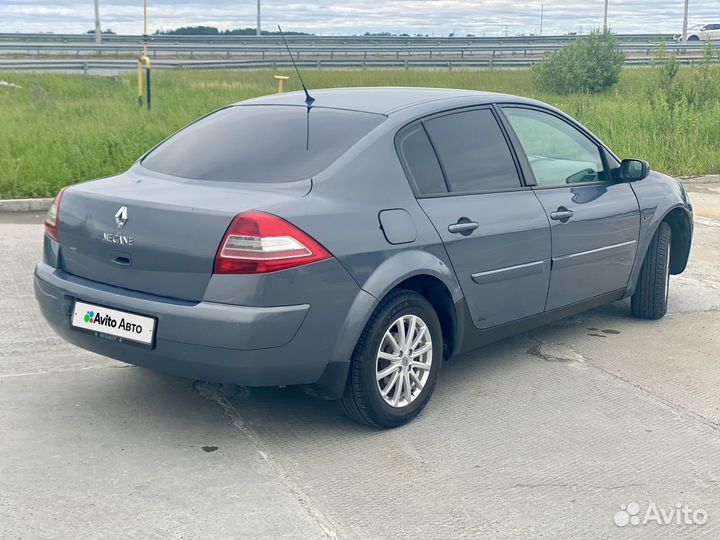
<box><xmin>631</xmin><ymin>222</ymin><xmax>672</xmax><ymax>320</ymax></box>
<box><xmin>340</xmin><ymin>289</ymin><xmax>443</xmax><ymax>428</ymax></box>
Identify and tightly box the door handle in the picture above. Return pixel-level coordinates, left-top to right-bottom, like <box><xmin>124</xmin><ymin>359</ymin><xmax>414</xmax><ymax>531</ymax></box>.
<box><xmin>448</xmin><ymin>219</ymin><xmax>479</xmax><ymax>235</ymax></box>
<box><xmin>550</xmin><ymin>207</ymin><xmax>574</xmax><ymax>222</ymax></box>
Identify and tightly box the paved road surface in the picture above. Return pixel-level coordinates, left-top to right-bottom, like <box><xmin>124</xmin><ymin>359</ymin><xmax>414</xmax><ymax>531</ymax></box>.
<box><xmin>1</xmin><ymin>183</ymin><xmax>719</xmax><ymax>539</ymax></box>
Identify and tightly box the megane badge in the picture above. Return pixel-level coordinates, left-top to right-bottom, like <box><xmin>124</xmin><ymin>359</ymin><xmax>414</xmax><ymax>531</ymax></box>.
<box><xmin>115</xmin><ymin>206</ymin><xmax>128</xmax><ymax>229</ymax></box>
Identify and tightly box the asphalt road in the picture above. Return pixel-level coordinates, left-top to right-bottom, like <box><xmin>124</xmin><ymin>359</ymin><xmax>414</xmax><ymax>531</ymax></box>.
<box><xmin>1</xmin><ymin>183</ymin><xmax>719</xmax><ymax>539</ymax></box>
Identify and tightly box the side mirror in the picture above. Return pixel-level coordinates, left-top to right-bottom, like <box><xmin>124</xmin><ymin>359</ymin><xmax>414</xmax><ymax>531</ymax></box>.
<box><xmin>620</xmin><ymin>159</ymin><xmax>650</xmax><ymax>182</ymax></box>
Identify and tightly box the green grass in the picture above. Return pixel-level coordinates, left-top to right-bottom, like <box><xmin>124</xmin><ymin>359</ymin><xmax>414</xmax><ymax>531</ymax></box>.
<box><xmin>0</xmin><ymin>68</ymin><xmax>718</xmax><ymax>198</ymax></box>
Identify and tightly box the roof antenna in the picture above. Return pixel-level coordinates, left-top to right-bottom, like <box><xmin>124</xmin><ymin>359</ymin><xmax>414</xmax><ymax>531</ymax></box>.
<box><xmin>277</xmin><ymin>25</ymin><xmax>314</xmax><ymax>107</ymax></box>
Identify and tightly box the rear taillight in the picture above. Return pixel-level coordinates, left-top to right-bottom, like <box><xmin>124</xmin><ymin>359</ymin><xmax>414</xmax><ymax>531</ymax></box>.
<box><xmin>214</xmin><ymin>211</ymin><xmax>331</xmax><ymax>274</ymax></box>
<box><xmin>44</xmin><ymin>187</ymin><xmax>67</xmax><ymax>242</ymax></box>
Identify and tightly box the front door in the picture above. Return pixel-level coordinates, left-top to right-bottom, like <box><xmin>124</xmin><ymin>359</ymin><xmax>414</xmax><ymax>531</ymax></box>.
<box><xmin>501</xmin><ymin>106</ymin><xmax>641</xmax><ymax>310</ymax></box>
<box><xmin>396</xmin><ymin>107</ymin><xmax>551</xmax><ymax>329</ymax></box>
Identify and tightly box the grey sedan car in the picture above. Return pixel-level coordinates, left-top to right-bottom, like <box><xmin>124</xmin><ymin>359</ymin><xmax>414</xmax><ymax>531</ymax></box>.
<box><xmin>35</xmin><ymin>88</ymin><xmax>693</xmax><ymax>427</ymax></box>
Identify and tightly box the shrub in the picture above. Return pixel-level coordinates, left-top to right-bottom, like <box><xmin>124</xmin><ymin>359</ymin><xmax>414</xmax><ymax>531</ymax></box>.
<box><xmin>651</xmin><ymin>43</ymin><xmax>684</xmax><ymax>106</ymax></box>
<box><xmin>687</xmin><ymin>42</ymin><xmax>720</xmax><ymax>107</ymax></box>
<box><xmin>654</xmin><ymin>44</ymin><xmax>680</xmax><ymax>90</ymax></box>
<box><xmin>533</xmin><ymin>30</ymin><xmax>625</xmax><ymax>94</ymax></box>
<box><xmin>650</xmin><ymin>42</ymin><xmax>720</xmax><ymax>111</ymax></box>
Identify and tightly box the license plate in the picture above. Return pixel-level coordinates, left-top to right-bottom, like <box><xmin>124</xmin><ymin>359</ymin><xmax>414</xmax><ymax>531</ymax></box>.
<box><xmin>71</xmin><ymin>300</ymin><xmax>156</xmax><ymax>347</ymax></box>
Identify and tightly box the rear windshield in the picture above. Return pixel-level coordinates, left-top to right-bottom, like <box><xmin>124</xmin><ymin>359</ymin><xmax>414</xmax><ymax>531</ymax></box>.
<box><xmin>141</xmin><ymin>105</ymin><xmax>384</xmax><ymax>183</ymax></box>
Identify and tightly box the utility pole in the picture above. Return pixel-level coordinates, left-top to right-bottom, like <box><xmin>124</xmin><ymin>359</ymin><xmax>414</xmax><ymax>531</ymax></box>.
<box><xmin>539</xmin><ymin>4</ymin><xmax>544</xmax><ymax>37</ymax></box>
<box><xmin>137</xmin><ymin>0</ymin><xmax>151</xmax><ymax>109</ymax></box>
<box><xmin>93</xmin><ymin>0</ymin><xmax>102</xmax><ymax>44</ymax></box>
<box><xmin>682</xmin><ymin>0</ymin><xmax>690</xmax><ymax>42</ymax></box>
<box><xmin>603</xmin><ymin>0</ymin><xmax>609</xmax><ymax>32</ymax></box>
<box><xmin>256</xmin><ymin>0</ymin><xmax>261</xmax><ymax>36</ymax></box>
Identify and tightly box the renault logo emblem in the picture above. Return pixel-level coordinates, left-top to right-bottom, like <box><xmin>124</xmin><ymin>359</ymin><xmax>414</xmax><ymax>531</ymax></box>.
<box><xmin>115</xmin><ymin>206</ymin><xmax>128</xmax><ymax>229</ymax></box>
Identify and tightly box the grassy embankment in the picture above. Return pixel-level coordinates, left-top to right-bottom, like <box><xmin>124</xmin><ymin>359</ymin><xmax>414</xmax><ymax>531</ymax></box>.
<box><xmin>0</xmin><ymin>68</ymin><xmax>718</xmax><ymax>199</ymax></box>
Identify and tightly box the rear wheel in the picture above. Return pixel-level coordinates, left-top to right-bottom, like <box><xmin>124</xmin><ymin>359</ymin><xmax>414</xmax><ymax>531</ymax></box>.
<box><xmin>631</xmin><ymin>222</ymin><xmax>672</xmax><ymax>320</ymax></box>
<box><xmin>340</xmin><ymin>289</ymin><xmax>442</xmax><ymax>428</ymax></box>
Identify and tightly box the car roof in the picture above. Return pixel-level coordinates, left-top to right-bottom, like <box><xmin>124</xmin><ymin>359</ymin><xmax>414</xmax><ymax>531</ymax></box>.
<box><xmin>236</xmin><ymin>87</ymin><xmax>535</xmax><ymax>115</ymax></box>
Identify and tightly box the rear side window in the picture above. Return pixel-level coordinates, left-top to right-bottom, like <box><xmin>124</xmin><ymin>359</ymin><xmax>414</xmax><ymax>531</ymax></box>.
<box><xmin>423</xmin><ymin>109</ymin><xmax>521</xmax><ymax>193</ymax></box>
<box><xmin>141</xmin><ymin>105</ymin><xmax>384</xmax><ymax>183</ymax></box>
<box><xmin>396</xmin><ymin>125</ymin><xmax>448</xmax><ymax>195</ymax></box>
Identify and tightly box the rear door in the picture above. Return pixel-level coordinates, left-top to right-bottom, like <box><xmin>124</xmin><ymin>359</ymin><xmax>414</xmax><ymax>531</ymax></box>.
<box><xmin>500</xmin><ymin>106</ymin><xmax>640</xmax><ymax>310</ymax></box>
<box><xmin>397</xmin><ymin>107</ymin><xmax>551</xmax><ymax>330</ymax></box>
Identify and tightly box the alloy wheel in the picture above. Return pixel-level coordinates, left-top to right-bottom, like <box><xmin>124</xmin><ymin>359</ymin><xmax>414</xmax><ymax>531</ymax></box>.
<box><xmin>375</xmin><ymin>314</ymin><xmax>433</xmax><ymax>408</ymax></box>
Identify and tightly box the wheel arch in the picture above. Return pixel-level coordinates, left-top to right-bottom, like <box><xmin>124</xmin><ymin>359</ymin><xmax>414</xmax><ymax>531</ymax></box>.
<box><xmin>343</xmin><ymin>250</ymin><xmax>464</xmax><ymax>362</ymax></box>
<box><xmin>662</xmin><ymin>206</ymin><xmax>693</xmax><ymax>275</ymax></box>
<box><xmin>625</xmin><ymin>202</ymin><xmax>693</xmax><ymax>299</ymax></box>
<box><xmin>391</xmin><ymin>274</ymin><xmax>459</xmax><ymax>360</ymax></box>
<box><xmin>361</xmin><ymin>249</ymin><xmax>463</xmax><ymax>304</ymax></box>
<box><xmin>316</xmin><ymin>259</ymin><xmax>463</xmax><ymax>400</ymax></box>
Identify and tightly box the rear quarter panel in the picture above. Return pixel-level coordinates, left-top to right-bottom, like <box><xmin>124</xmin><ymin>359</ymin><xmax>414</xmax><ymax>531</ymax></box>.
<box><xmin>266</xmin><ymin>121</ymin><xmax>461</xmax><ymax>300</ymax></box>
<box><xmin>261</xmin><ymin>119</ymin><xmax>463</xmax><ymax>362</ymax></box>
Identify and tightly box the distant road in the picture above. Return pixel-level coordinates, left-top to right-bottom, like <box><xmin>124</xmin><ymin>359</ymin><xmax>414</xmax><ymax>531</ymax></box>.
<box><xmin>2</xmin><ymin>32</ymin><xmax>714</xmax><ymax>74</ymax></box>
<box><xmin>0</xmin><ymin>32</ymin><xmax>677</xmax><ymax>45</ymax></box>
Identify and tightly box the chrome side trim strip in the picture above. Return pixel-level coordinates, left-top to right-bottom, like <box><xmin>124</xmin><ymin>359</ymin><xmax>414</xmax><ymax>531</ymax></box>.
<box><xmin>552</xmin><ymin>240</ymin><xmax>637</xmax><ymax>270</ymax></box>
<box><xmin>471</xmin><ymin>260</ymin><xmax>547</xmax><ymax>285</ymax></box>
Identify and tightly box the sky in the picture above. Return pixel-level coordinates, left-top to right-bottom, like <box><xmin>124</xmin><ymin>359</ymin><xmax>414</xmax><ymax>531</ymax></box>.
<box><xmin>0</xmin><ymin>1</ymin><xmax>717</xmax><ymax>37</ymax></box>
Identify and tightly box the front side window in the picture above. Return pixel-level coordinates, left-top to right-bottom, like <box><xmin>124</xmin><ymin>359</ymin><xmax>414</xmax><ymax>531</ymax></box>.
<box><xmin>423</xmin><ymin>109</ymin><xmax>522</xmax><ymax>193</ymax></box>
<box><xmin>503</xmin><ymin>107</ymin><xmax>607</xmax><ymax>186</ymax></box>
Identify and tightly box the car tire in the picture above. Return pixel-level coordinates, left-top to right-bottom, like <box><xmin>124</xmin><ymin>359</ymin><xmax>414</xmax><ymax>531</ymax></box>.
<box><xmin>340</xmin><ymin>289</ymin><xmax>443</xmax><ymax>428</ymax></box>
<box><xmin>688</xmin><ymin>35</ymin><xmax>700</xmax><ymax>41</ymax></box>
<box><xmin>631</xmin><ymin>221</ymin><xmax>672</xmax><ymax>320</ymax></box>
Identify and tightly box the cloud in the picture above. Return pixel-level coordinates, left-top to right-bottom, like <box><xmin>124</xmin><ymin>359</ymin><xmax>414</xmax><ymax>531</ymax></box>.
<box><xmin>0</xmin><ymin>0</ymin><xmax>717</xmax><ymax>36</ymax></box>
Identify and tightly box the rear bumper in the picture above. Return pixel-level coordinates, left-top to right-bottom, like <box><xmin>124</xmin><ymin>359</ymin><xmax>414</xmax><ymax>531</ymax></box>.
<box><xmin>34</xmin><ymin>261</ymin><xmax>370</xmax><ymax>395</ymax></box>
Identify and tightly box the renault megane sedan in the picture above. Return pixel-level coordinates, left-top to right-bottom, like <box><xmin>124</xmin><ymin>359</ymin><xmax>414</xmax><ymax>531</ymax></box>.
<box><xmin>35</xmin><ymin>88</ymin><xmax>693</xmax><ymax>427</ymax></box>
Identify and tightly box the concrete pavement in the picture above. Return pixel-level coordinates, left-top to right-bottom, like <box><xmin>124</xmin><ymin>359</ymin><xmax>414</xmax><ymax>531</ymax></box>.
<box><xmin>1</xmin><ymin>183</ymin><xmax>719</xmax><ymax>539</ymax></box>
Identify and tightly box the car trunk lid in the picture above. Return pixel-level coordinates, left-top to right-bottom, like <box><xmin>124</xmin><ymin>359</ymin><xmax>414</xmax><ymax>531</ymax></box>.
<box><xmin>57</xmin><ymin>168</ymin><xmax>310</xmax><ymax>301</ymax></box>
